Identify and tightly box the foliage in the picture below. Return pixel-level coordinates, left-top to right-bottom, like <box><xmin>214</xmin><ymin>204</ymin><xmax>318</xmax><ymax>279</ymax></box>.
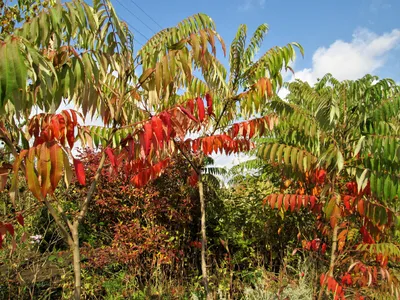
<box><xmin>2</xmin><ymin>0</ymin><xmax>399</xmax><ymax>299</ymax></box>
<box><xmin>261</xmin><ymin>74</ymin><xmax>400</xmax><ymax>298</ymax></box>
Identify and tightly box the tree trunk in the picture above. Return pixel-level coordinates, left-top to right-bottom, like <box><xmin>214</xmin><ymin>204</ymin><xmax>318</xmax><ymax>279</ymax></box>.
<box><xmin>328</xmin><ymin>224</ymin><xmax>339</xmax><ymax>276</ymax></box>
<box><xmin>71</xmin><ymin>223</ymin><xmax>81</xmax><ymax>300</ymax></box>
<box><xmin>198</xmin><ymin>173</ymin><xmax>210</xmax><ymax>298</ymax></box>
<box><xmin>317</xmin><ymin>223</ymin><xmax>339</xmax><ymax>300</ymax></box>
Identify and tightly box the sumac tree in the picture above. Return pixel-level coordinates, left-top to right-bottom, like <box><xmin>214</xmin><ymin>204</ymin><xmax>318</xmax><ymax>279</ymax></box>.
<box><xmin>261</xmin><ymin>74</ymin><xmax>400</xmax><ymax>299</ymax></box>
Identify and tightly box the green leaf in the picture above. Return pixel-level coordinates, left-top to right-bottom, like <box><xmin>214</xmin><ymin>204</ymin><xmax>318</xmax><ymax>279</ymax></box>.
<box><xmin>284</xmin><ymin>146</ymin><xmax>291</xmax><ymax>165</ymax></box>
<box><xmin>325</xmin><ymin>197</ymin><xmax>336</xmax><ymax>219</ymax></box>
<box><xmin>356</xmin><ymin>169</ymin><xmax>369</xmax><ymax>193</ymax></box>
<box><xmin>336</xmin><ymin>149</ymin><xmax>344</xmax><ymax>172</ymax></box>
<box><xmin>354</xmin><ymin>136</ymin><xmax>365</xmax><ymax>157</ymax></box>
<box><xmin>63</xmin><ymin>153</ymin><xmax>73</xmax><ymax>188</ymax></box>
<box><xmin>26</xmin><ymin>148</ymin><xmax>41</xmax><ymax>200</ymax></box>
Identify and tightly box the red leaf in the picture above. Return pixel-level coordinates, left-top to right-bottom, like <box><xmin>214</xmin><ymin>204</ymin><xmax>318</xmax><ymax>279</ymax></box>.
<box><xmin>231</xmin><ymin>124</ymin><xmax>239</xmax><ymax>138</ymax></box>
<box><xmin>360</xmin><ymin>226</ymin><xmax>375</xmax><ymax>244</ymax></box>
<box><xmin>310</xmin><ymin>195</ymin><xmax>316</xmax><ymax>208</ymax></box>
<box><xmin>321</xmin><ymin>243</ymin><xmax>327</xmax><ymax>254</ymax></box>
<box><xmin>186</xmin><ymin>98</ymin><xmax>195</xmax><ymax>114</ymax></box>
<box><xmin>50</xmin><ymin>116</ymin><xmax>60</xmax><ymax>140</ymax></box>
<box><xmin>316</xmin><ymin>169</ymin><xmax>326</xmax><ymax>184</ymax></box>
<box><xmin>242</xmin><ymin>123</ymin><xmax>247</xmax><ymax>138</ymax></box>
<box><xmin>179</xmin><ymin>106</ymin><xmax>199</xmax><ymax>123</ymax></box>
<box><xmin>248</xmin><ymin>120</ymin><xmax>255</xmax><ymax>138</ymax></box>
<box><xmin>206</xmin><ymin>93</ymin><xmax>213</xmax><ymax>116</ymax></box>
<box><xmin>192</xmin><ymin>139</ymin><xmax>199</xmax><ymax>152</ymax></box>
<box><xmin>151</xmin><ymin>116</ymin><xmax>164</xmax><ymax>147</ymax></box>
<box><xmin>159</xmin><ymin>112</ymin><xmax>172</xmax><ymax>137</ymax></box>
<box><xmin>73</xmin><ymin>159</ymin><xmax>86</xmax><ymax>185</ymax></box>
<box><xmin>62</xmin><ymin>111</ymin><xmax>75</xmax><ymax>148</ymax></box>
<box><xmin>143</xmin><ymin>122</ymin><xmax>153</xmax><ymax>155</ymax></box>
<box><xmin>343</xmin><ymin>195</ymin><xmax>352</xmax><ymax>210</ymax></box>
<box><xmin>68</xmin><ymin>109</ymin><xmax>78</xmax><ymax>125</ymax></box>
<box><xmin>4</xmin><ymin>223</ymin><xmax>14</xmax><ymax>236</ymax></box>
<box><xmin>105</xmin><ymin>147</ymin><xmax>117</xmax><ymax>170</ymax></box>
<box><xmin>188</xmin><ymin>170</ymin><xmax>198</xmax><ymax>187</ymax></box>
<box><xmin>196</xmin><ymin>97</ymin><xmax>205</xmax><ymax>122</ymax></box>
<box><xmin>16</xmin><ymin>214</ymin><xmax>24</xmax><ymax>226</ymax></box>
<box><xmin>320</xmin><ymin>273</ymin><xmax>326</xmax><ymax>286</ymax></box>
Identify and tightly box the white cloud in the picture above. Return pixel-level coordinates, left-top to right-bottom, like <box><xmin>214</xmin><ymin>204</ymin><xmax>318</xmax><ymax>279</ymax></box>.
<box><xmin>238</xmin><ymin>0</ymin><xmax>266</xmax><ymax>11</ymax></box>
<box><xmin>292</xmin><ymin>28</ymin><xmax>400</xmax><ymax>85</ymax></box>
<box><xmin>212</xmin><ymin>153</ymin><xmax>252</xmax><ymax>169</ymax></box>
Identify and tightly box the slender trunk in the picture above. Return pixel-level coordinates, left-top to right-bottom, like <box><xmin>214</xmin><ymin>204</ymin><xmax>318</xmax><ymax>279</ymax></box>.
<box><xmin>328</xmin><ymin>224</ymin><xmax>339</xmax><ymax>276</ymax></box>
<box><xmin>198</xmin><ymin>173</ymin><xmax>210</xmax><ymax>298</ymax></box>
<box><xmin>317</xmin><ymin>224</ymin><xmax>339</xmax><ymax>300</ymax></box>
<box><xmin>71</xmin><ymin>223</ymin><xmax>81</xmax><ymax>300</ymax></box>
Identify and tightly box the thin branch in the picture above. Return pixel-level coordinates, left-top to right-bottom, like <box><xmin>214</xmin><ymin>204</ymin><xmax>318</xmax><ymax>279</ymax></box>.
<box><xmin>43</xmin><ymin>199</ymin><xmax>74</xmax><ymax>246</ymax></box>
<box><xmin>173</xmin><ymin>140</ymin><xmax>199</xmax><ymax>173</ymax></box>
<box><xmin>77</xmin><ymin>130</ymin><xmax>116</xmax><ymax>224</ymax></box>
<box><xmin>52</xmin><ymin>194</ymin><xmax>73</xmax><ymax>232</ymax></box>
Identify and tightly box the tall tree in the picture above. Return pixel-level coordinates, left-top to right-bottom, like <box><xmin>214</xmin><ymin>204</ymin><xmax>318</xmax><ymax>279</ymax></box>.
<box><xmin>261</xmin><ymin>74</ymin><xmax>400</xmax><ymax>299</ymax></box>
<box><xmin>163</xmin><ymin>24</ymin><xmax>303</xmax><ymax>297</ymax></box>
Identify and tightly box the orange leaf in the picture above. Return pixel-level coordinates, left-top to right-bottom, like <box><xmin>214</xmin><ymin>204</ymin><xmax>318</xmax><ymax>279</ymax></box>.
<box><xmin>284</xmin><ymin>194</ymin><xmax>290</xmax><ymax>211</ymax></box>
<box><xmin>270</xmin><ymin>194</ymin><xmax>277</xmax><ymax>209</ymax></box>
<box><xmin>38</xmin><ymin>144</ymin><xmax>52</xmax><ymax>198</ymax></box>
<box><xmin>277</xmin><ymin>194</ymin><xmax>283</xmax><ymax>210</ymax></box>
<box><xmin>358</xmin><ymin>199</ymin><xmax>365</xmax><ymax>216</ymax></box>
<box><xmin>295</xmin><ymin>195</ymin><xmax>300</xmax><ymax>210</ymax></box>
<box><xmin>290</xmin><ymin>194</ymin><xmax>296</xmax><ymax>212</ymax></box>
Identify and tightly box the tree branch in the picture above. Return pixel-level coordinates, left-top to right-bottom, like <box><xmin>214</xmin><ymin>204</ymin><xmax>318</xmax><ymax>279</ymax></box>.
<box><xmin>44</xmin><ymin>199</ymin><xmax>74</xmax><ymax>246</ymax></box>
<box><xmin>76</xmin><ymin>130</ymin><xmax>116</xmax><ymax>224</ymax></box>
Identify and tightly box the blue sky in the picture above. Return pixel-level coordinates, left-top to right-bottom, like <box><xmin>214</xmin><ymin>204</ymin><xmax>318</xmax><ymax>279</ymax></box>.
<box><xmin>113</xmin><ymin>0</ymin><xmax>400</xmax><ymax>85</ymax></box>
<box><xmin>113</xmin><ymin>0</ymin><xmax>400</xmax><ymax>168</ymax></box>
